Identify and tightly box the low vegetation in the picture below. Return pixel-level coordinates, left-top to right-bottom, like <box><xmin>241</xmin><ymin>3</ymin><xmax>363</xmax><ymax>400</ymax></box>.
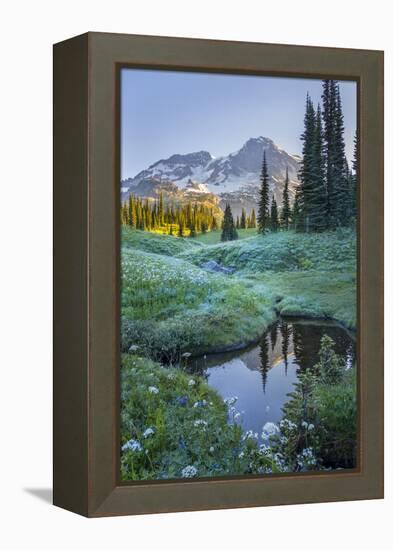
<box><xmin>120</xmin><ymin>336</ymin><xmax>356</xmax><ymax>480</ymax></box>
<box><xmin>121</xmin><ymin>227</ymin><xmax>356</xmax><ymax>366</ymax></box>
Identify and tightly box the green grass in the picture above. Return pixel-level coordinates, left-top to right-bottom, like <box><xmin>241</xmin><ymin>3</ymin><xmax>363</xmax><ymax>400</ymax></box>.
<box><xmin>193</xmin><ymin>228</ymin><xmax>258</xmax><ymax>245</ymax></box>
<box><xmin>121</xmin><ymin>244</ymin><xmax>275</xmax><ymax>362</ymax></box>
<box><xmin>121</xmin><ymin>227</ymin><xmax>357</xmax><ymax>363</ymax></box>
<box><xmin>180</xmin><ymin>228</ymin><xmax>356</xmax><ymax>274</ymax></box>
<box><xmin>121</xmin><ymin>227</ymin><xmax>203</xmax><ymax>257</ymax></box>
<box><xmin>252</xmin><ymin>270</ymin><xmax>356</xmax><ymax>330</ymax></box>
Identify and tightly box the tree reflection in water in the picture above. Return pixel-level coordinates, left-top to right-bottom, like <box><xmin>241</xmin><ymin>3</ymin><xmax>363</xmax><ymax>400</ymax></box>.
<box><xmin>257</xmin><ymin>317</ymin><xmax>355</xmax><ymax>390</ymax></box>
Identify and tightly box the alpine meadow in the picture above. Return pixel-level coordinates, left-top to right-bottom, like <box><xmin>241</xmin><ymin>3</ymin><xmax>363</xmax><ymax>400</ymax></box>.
<box><xmin>119</xmin><ymin>70</ymin><xmax>357</xmax><ymax>481</ymax></box>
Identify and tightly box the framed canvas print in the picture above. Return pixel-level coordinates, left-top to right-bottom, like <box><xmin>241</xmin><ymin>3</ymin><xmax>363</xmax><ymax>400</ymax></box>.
<box><xmin>53</xmin><ymin>32</ymin><xmax>384</xmax><ymax>517</ymax></box>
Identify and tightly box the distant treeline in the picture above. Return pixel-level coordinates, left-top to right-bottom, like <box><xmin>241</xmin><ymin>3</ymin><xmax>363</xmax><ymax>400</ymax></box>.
<box><xmin>121</xmin><ymin>193</ymin><xmax>222</xmax><ymax>236</ymax></box>
<box><xmin>120</xmin><ymin>192</ymin><xmax>258</xmax><ymax>237</ymax></box>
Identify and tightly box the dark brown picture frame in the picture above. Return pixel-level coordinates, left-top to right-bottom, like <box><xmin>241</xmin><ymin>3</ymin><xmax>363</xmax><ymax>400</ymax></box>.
<box><xmin>53</xmin><ymin>32</ymin><xmax>384</xmax><ymax>517</ymax></box>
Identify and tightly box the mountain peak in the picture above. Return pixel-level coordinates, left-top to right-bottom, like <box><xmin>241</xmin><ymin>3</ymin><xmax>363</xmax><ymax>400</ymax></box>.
<box><xmin>122</xmin><ymin>136</ymin><xmax>300</xmax><ymax>208</ymax></box>
<box><xmin>152</xmin><ymin>150</ymin><xmax>212</xmax><ymax>169</ymax></box>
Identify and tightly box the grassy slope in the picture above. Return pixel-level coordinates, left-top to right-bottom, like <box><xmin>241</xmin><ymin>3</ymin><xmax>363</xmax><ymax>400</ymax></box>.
<box><xmin>121</xmin><ymin>227</ymin><xmax>356</xmax><ymax>361</ymax></box>
<box><xmin>194</xmin><ymin>228</ymin><xmax>258</xmax><ymax>244</ymax></box>
<box><xmin>180</xmin><ymin>228</ymin><xmax>356</xmax><ymax>330</ymax></box>
<box><xmin>121</xmin><ymin>232</ymin><xmax>275</xmax><ymax>359</ymax></box>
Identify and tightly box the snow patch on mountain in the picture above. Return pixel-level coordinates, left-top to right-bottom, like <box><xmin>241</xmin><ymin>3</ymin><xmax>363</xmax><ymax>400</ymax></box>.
<box><xmin>121</xmin><ymin>136</ymin><xmax>300</xmax><ymax>211</ymax></box>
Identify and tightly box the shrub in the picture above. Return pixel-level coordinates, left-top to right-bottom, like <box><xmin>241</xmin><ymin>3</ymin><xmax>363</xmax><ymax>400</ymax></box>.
<box><xmin>269</xmin><ymin>334</ymin><xmax>356</xmax><ymax>471</ymax></box>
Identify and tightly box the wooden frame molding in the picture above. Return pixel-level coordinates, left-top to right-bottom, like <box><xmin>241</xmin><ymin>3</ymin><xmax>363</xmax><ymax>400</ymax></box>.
<box><xmin>53</xmin><ymin>32</ymin><xmax>384</xmax><ymax>517</ymax></box>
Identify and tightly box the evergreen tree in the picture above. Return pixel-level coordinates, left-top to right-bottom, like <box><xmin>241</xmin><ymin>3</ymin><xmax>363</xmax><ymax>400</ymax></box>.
<box><xmin>270</xmin><ymin>195</ymin><xmax>279</xmax><ymax>232</ymax></box>
<box><xmin>257</xmin><ymin>151</ymin><xmax>270</xmax><ymax>233</ymax></box>
<box><xmin>281</xmin><ymin>167</ymin><xmax>291</xmax><ymax>230</ymax></box>
<box><xmin>158</xmin><ymin>192</ymin><xmax>164</xmax><ymax>226</ymax></box>
<box><xmin>128</xmin><ymin>195</ymin><xmax>135</xmax><ymax>227</ymax></box>
<box><xmin>221</xmin><ymin>204</ymin><xmax>238</xmax><ymax>242</ymax></box>
<box><xmin>292</xmin><ymin>188</ymin><xmax>301</xmax><ymax>231</ymax></box>
<box><xmin>298</xmin><ymin>94</ymin><xmax>316</xmax><ymax>232</ymax></box>
<box><xmin>331</xmin><ymin>84</ymin><xmax>350</xmax><ymax>224</ymax></box>
<box><xmin>240</xmin><ymin>208</ymin><xmax>247</xmax><ymax>229</ymax></box>
<box><xmin>322</xmin><ymin>80</ymin><xmax>350</xmax><ymax>227</ymax></box>
<box><xmin>121</xmin><ymin>202</ymin><xmax>129</xmax><ymax>225</ymax></box>
<box><xmin>236</xmin><ymin>216</ymin><xmax>240</xmax><ymax>229</ymax></box>
<box><xmin>322</xmin><ymin>79</ymin><xmax>336</xmax><ymax>227</ymax></box>
<box><xmin>249</xmin><ymin>208</ymin><xmax>256</xmax><ymax>229</ymax></box>
<box><xmin>298</xmin><ymin>96</ymin><xmax>328</xmax><ymax>231</ymax></box>
<box><xmin>310</xmin><ymin>103</ymin><xmax>328</xmax><ymax>230</ymax></box>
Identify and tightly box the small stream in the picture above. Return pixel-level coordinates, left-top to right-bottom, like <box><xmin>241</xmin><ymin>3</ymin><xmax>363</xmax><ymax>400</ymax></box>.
<box><xmin>189</xmin><ymin>317</ymin><xmax>356</xmax><ymax>436</ymax></box>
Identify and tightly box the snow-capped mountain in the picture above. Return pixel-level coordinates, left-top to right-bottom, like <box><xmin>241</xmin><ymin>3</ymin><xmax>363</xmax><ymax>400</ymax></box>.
<box><xmin>121</xmin><ymin>136</ymin><xmax>300</xmax><ymax>214</ymax></box>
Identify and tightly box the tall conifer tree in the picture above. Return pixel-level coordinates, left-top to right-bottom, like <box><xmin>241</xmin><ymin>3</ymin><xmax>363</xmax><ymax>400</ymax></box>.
<box><xmin>331</xmin><ymin>84</ymin><xmax>350</xmax><ymax>224</ymax></box>
<box><xmin>292</xmin><ymin>188</ymin><xmax>301</xmax><ymax>231</ymax></box>
<box><xmin>250</xmin><ymin>208</ymin><xmax>256</xmax><ymax>229</ymax></box>
<box><xmin>240</xmin><ymin>208</ymin><xmax>247</xmax><ymax>229</ymax></box>
<box><xmin>298</xmin><ymin>94</ymin><xmax>316</xmax><ymax>232</ymax></box>
<box><xmin>128</xmin><ymin>195</ymin><xmax>135</xmax><ymax>227</ymax></box>
<box><xmin>257</xmin><ymin>151</ymin><xmax>270</xmax><ymax>233</ymax></box>
<box><xmin>322</xmin><ymin>79</ymin><xmax>336</xmax><ymax>227</ymax></box>
<box><xmin>281</xmin><ymin>167</ymin><xmax>291</xmax><ymax>230</ymax></box>
<box><xmin>270</xmin><ymin>195</ymin><xmax>279</xmax><ymax>232</ymax></box>
<box><xmin>221</xmin><ymin>204</ymin><xmax>238</xmax><ymax>242</ymax></box>
<box><xmin>310</xmin><ymin>104</ymin><xmax>327</xmax><ymax>230</ymax></box>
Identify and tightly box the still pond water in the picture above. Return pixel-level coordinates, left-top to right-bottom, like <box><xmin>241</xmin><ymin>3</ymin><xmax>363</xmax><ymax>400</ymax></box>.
<box><xmin>190</xmin><ymin>318</ymin><xmax>356</xmax><ymax>436</ymax></box>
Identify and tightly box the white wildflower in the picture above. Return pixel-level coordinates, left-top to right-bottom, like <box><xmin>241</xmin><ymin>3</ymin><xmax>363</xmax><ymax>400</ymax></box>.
<box><xmin>143</xmin><ymin>427</ymin><xmax>155</xmax><ymax>439</ymax></box>
<box><xmin>302</xmin><ymin>447</ymin><xmax>314</xmax><ymax>458</ymax></box>
<box><xmin>188</xmin><ymin>379</ymin><xmax>196</xmax><ymax>387</ymax></box>
<box><xmin>181</xmin><ymin>465</ymin><xmax>198</xmax><ymax>478</ymax></box>
<box><xmin>279</xmin><ymin>419</ymin><xmax>297</xmax><ymax>432</ymax></box>
<box><xmin>122</xmin><ymin>439</ymin><xmax>142</xmax><ymax>453</ymax></box>
<box><xmin>242</xmin><ymin>430</ymin><xmax>258</xmax><ymax>441</ymax></box>
<box><xmin>262</xmin><ymin>422</ymin><xmax>279</xmax><ymax>436</ymax></box>
<box><xmin>258</xmin><ymin>444</ymin><xmax>270</xmax><ymax>456</ymax></box>
<box><xmin>194</xmin><ymin>419</ymin><xmax>208</xmax><ymax>428</ymax></box>
<box><xmin>209</xmin><ymin>446</ymin><xmax>215</xmax><ymax>453</ymax></box>
<box><xmin>193</xmin><ymin>399</ymin><xmax>207</xmax><ymax>408</ymax></box>
<box><xmin>128</xmin><ymin>344</ymin><xmax>139</xmax><ymax>352</ymax></box>
<box><xmin>148</xmin><ymin>386</ymin><xmax>159</xmax><ymax>394</ymax></box>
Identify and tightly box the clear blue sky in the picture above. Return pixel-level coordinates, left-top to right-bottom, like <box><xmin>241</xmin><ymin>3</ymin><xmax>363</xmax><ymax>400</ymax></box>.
<box><xmin>121</xmin><ymin>69</ymin><xmax>357</xmax><ymax>179</ymax></box>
